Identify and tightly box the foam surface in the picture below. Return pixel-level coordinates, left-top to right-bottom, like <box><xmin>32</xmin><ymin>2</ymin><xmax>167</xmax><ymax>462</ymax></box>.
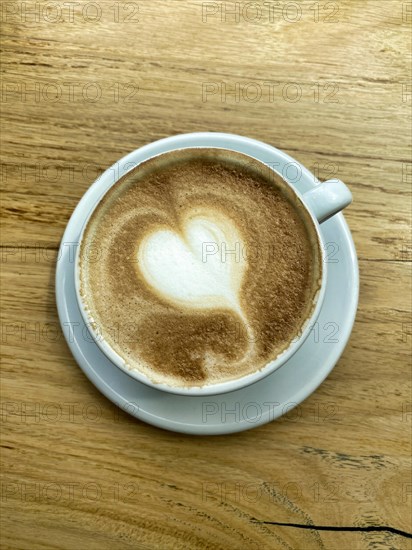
<box><xmin>79</xmin><ymin>149</ymin><xmax>322</xmax><ymax>387</ymax></box>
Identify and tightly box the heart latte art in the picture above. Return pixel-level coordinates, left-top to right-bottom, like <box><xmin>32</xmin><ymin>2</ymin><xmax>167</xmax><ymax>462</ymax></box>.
<box><xmin>79</xmin><ymin>150</ymin><xmax>322</xmax><ymax>387</ymax></box>
<box><xmin>138</xmin><ymin>212</ymin><xmax>246</xmax><ymax>311</ymax></box>
<box><xmin>137</xmin><ymin>211</ymin><xmax>255</xmax><ymax>361</ymax></box>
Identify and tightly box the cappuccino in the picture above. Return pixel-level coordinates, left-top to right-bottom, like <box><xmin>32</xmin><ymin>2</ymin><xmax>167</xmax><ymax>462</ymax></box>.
<box><xmin>79</xmin><ymin>149</ymin><xmax>322</xmax><ymax>387</ymax></box>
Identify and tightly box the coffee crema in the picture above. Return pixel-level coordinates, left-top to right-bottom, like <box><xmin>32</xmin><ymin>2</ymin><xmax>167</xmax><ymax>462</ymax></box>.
<box><xmin>79</xmin><ymin>149</ymin><xmax>322</xmax><ymax>387</ymax></box>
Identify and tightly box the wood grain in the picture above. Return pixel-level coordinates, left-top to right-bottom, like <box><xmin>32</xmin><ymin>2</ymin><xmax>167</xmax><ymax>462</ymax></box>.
<box><xmin>1</xmin><ymin>1</ymin><xmax>411</xmax><ymax>548</ymax></box>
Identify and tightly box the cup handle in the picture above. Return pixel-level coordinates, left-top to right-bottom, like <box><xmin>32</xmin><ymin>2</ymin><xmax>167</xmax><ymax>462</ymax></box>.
<box><xmin>302</xmin><ymin>179</ymin><xmax>352</xmax><ymax>223</ymax></box>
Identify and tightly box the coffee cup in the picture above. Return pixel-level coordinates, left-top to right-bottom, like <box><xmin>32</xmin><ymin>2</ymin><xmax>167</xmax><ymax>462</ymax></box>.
<box><xmin>74</xmin><ymin>133</ymin><xmax>352</xmax><ymax>396</ymax></box>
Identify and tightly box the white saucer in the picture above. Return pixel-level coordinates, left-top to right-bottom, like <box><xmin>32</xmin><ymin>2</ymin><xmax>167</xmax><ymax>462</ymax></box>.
<box><xmin>55</xmin><ymin>133</ymin><xmax>359</xmax><ymax>435</ymax></box>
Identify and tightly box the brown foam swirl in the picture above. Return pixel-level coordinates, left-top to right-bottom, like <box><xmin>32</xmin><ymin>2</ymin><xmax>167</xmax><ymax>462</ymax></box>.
<box><xmin>79</xmin><ymin>149</ymin><xmax>322</xmax><ymax>387</ymax></box>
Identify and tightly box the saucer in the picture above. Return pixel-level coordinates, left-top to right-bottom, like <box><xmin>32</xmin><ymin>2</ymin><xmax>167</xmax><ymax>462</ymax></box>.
<box><xmin>55</xmin><ymin>133</ymin><xmax>359</xmax><ymax>435</ymax></box>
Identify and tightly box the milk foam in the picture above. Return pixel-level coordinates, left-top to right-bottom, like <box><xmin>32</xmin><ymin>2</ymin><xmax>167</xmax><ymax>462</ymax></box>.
<box><xmin>138</xmin><ymin>211</ymin><xmax>246</xmax><ymax>314</ymax></box>
<box><xmin>79</xmin><ymin>149</ymin><xmax>322</xmax><ymax>387</ymax></box>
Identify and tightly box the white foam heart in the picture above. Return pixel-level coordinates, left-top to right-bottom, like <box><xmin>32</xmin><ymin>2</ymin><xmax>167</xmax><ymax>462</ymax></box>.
<box><xmin>137</xmin><ymin>211</ymin><xmax>246</xmax><ymax>313</ymax></box>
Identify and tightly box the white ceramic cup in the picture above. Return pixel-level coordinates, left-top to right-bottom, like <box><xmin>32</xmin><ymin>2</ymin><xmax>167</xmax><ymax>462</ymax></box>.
<box><xmin>74</xmin><ymin>133</ymin><xmax>352</xmax><ymax>396</ymax></box>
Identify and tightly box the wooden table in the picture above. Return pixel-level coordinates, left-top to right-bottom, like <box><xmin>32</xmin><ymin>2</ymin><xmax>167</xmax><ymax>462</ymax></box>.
<box><xmin>1</xmin><ymin>1</ymin><xmax>411</xmax><ymax>548</ymax></box>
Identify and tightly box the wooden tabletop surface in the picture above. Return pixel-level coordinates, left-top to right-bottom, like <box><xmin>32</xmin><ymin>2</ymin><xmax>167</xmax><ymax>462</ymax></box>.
<box><xmin>1</xmin><ymin>1</ymin><xmax>411</xmax><ymax>548</ymax></box>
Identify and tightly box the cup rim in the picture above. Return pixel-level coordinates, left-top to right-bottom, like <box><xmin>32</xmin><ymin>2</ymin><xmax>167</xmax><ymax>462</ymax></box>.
<box><xmin>74</xmin><ymin>139</ymin><xmax>327</xmax><ymax>396</ymax></box>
